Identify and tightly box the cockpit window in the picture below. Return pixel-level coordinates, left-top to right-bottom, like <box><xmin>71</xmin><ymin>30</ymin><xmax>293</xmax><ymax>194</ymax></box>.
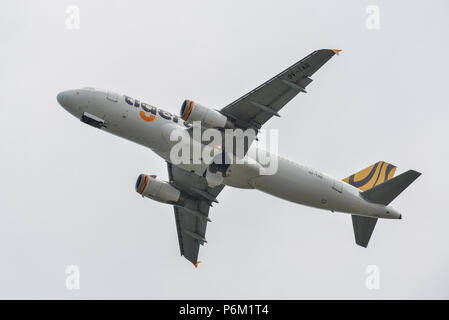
<box><xmin>106</xmin><ymin>91</ymin><xmax>119</xmax><ymax>102</ymax></box>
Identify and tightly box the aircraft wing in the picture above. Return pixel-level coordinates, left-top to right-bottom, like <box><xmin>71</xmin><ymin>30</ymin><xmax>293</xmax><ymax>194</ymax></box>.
<box><xmin>220</xmin><ymin>49</ymin><xmax>340</xmax><ymax>130</ymax></box>
<box><xmin>167</xmin><ymin>162</ymin><xmax>225</xmax><ymax>266</ymax></box>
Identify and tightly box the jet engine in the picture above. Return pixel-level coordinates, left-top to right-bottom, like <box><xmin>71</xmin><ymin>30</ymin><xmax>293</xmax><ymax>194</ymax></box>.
<box><xmin>180</xmin><ymin>100</ymin><xmax>233</xmax><ymax>129</ymax></box>
<box><xmin>135</xmin><ymin>174</ymin><xmax>185</xmax><ymax>205</ymax></box>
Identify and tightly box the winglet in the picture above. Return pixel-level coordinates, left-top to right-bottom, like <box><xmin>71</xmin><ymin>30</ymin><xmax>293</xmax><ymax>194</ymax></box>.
<box><xmin>331</xmin><ymin>49</ymin><xmax>342</xmax><ymax>55</ymax></box>
<box><xmin>193</xmin><ymin>261</ymin><xmax>201</xmax><ymax>268</ymax></box>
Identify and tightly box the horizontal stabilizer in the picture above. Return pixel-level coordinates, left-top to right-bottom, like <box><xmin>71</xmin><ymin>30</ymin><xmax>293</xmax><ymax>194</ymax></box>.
<box><xmin>352</xmin><ymin>215</ymin><xmax>378</xmax><ymax>247</ymax></box>
<box><xmin>360</xmin><ymin>170</ymin><xmax>421</xmax><ymax>206</ymax></box>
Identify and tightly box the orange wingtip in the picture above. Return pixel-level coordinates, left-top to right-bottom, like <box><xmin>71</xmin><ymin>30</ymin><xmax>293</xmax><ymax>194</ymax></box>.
<box><xmin>193</xmin><ymin>261</ymin><xmax>201</xmax><ymax>268</ymax></box>
<box><xmin>331</xmin><ymin>49</ymin><xmax>342</xmax><ymax>55</ymax></box>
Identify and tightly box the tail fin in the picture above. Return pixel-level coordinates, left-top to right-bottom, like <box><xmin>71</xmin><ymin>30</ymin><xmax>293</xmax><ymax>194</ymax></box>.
<box><xmin>343</xmin><ymin>161</ymin><xmax>397</xmax><ymax>191</ymax></box>
<box><xmin>360</xmin><ymin>170</ymin><xmax>421</xmax><ymax>206</ymax></box>
<box><xmin>343</xmin><ymin>161</ymin><xmax>420</xmax><ymax>248</ymax></box>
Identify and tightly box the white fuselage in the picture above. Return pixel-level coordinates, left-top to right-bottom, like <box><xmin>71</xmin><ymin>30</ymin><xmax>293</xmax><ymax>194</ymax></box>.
<box><xmin>57</xmin><ymin>88</ymin><xmax>401</xmax><ymax>220</ymax></box>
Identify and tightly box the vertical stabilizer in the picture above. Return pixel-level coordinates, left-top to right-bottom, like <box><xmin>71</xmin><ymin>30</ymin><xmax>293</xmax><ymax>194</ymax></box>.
<box><xmin>343</xmin><ymin>161</ymin><xmax>397</xmax><ymax>191</ymax></box>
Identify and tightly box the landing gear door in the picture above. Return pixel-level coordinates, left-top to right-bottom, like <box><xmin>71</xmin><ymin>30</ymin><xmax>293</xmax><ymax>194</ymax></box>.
<box><xmin>332</xmin><ymin>179</ymin><xmax>343</xmax><ymax>193</ymax></box>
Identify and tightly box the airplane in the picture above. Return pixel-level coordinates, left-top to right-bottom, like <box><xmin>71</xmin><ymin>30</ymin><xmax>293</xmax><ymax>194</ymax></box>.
<box><xmin>57</xmin><ymin>49</ymin><xmax>421</xmax><ymax>267</ymax></box>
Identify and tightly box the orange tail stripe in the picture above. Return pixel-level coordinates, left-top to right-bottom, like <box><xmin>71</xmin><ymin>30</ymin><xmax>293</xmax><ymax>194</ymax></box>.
<box><xmin>387</xmin><ymin>167</ymin><xmax>397</xmax><ymax>180</ymax></box>
<box><xmin>376</xmin><ymin>162</ymin><xmax>388</xmax><ymax>186</ymax></box>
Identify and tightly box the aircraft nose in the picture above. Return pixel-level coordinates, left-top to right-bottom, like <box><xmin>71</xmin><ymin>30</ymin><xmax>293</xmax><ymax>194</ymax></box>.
<box><xmin>56</xmin><ymin>91</ymin><xmax>67</xmax><ymax>106</ymax></box>
<box><xmin>57</xmin><ymin>89</ymin><xmax>83</xmax><ymax>118</ymax></box>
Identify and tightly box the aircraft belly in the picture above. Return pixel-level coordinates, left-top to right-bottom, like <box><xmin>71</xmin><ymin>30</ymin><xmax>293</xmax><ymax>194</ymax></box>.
<box><xmin>247</xmin><ymin>157</ymin><xmax>365</xmax><ymax>213</ymax></box>
<box><xmin>249</xmin><ymin>163</ymin><xmax>326</xmax><ymax>208</ymax></box>
<box><xmin>223</xmin><ymin>162</ymin><xmax>261</xmax><ymax>189</ymax></box>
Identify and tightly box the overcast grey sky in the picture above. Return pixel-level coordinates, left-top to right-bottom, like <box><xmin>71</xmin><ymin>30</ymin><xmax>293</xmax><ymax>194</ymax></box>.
<box><xmin>1</xmin><ymin>0</ymin><xmax>448</xmax><ymax>299</ymax></box>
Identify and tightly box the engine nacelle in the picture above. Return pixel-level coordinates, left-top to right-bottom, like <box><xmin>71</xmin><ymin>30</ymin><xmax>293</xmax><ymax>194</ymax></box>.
<box><xmin>135</xmin><ymin>174</ymin><xmax>183</xmax><ymax>204</ymax></box>
<box><xmin>180</xmin><ymin>100</ymin><xmax>232</xmax><ymax>129</ymax></box>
